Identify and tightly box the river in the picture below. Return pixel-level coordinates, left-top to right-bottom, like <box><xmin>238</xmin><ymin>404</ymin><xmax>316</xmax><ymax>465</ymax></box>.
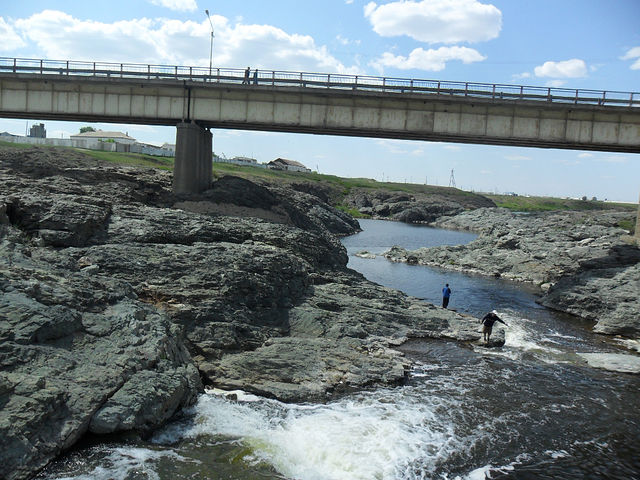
<box><xmin>39</xmin><ymin>219</ymin><xmax>640</xmax><ymax>480</ymax></box>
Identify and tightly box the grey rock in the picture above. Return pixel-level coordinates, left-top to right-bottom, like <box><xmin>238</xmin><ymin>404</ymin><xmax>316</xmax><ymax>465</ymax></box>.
<box><xmin>577</xmin><ymin>353</ymin><xmax>640</xmax><ymax>373</ymax></box>
<box><xmin>343</xmin><ymin>188</ymin><xmax>495</xmax><ymax>224</ymax></box>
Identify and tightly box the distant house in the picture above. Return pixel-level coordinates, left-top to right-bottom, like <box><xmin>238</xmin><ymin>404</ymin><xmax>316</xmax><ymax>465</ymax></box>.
<box><xmin>267</xmin><ymin>158</ymin><xmax>311</xmax><ymax>172</ymax></box>
<box><xmin>0</xmin><ymin>131</ymin><xmax>19</xmax><ymax>138</ymax></box>
<box><xmin>70</xmin><ymin>130</ymin><xmax>137</xmax><ymax>149</ymax></box>
<box><xmin>214</xmin><ymin>154</ymin><xmax>263</xmax><ymax>167</ymax></box>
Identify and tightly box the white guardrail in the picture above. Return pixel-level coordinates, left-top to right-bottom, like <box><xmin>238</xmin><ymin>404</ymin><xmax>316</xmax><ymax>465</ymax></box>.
<box><xmin>1</xmin><ymin>57</ymin><xmax>638</xmax><ymax>108</ymax></box>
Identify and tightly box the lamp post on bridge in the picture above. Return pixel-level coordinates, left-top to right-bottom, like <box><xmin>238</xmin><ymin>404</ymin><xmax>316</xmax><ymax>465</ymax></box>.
<box><xmin>205</xmin><ymin>9</ymin><xmax>214</xmax><ymax>78</ymax></box>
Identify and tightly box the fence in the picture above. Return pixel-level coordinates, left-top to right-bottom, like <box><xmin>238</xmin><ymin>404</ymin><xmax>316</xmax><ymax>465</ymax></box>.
<box><xmin>1</xmin><ymin>57</ymin><xmax>638</xmax><ymax>109</ymax></box>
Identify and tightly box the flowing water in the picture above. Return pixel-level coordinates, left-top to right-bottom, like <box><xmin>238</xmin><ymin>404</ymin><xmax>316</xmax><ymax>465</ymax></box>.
<box><xmin>40</xmin><ymin>219</ymin><xmax>640</xmax><ymax>480</ymax></box>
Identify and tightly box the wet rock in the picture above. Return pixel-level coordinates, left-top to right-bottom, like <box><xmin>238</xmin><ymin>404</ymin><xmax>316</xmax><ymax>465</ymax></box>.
<box><xmin>578</xmin><ymin>353</ymin><xmax>640</xmax><ymax>373</ymax></box>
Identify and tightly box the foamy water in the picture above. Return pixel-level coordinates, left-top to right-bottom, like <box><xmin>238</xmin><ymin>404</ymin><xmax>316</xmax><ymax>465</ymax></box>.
<box><xmin>152</xmin><ymin>389</ymin><xmax>481</xmax><ymax>480</ymax></box>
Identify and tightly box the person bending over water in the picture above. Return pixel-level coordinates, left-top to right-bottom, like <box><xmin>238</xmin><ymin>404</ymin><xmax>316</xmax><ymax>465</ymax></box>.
<box><xmin>481</xmin><ymin>310</ymin><xmax>508</xmax><ymax>343</ymax></box>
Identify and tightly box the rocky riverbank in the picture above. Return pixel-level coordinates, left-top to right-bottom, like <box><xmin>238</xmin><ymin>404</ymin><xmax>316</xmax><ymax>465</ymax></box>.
<box><xmin>0</xmin><ymin>146</ymin><xmax>492</xmax><ymax>480</ymax></box>
<box><xmin>342</xmin><ymin>187</ymin><xmax>496</xmax><ymax>223</ymax></box>
<box><xmin>382</xmin><ymin>207</ymin><xmax>640</xmax><ymax>338</ymax></box>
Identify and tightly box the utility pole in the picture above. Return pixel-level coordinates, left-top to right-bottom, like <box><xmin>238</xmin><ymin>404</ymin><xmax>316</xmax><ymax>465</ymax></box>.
<box><xmin>205</xmin><ymin>10</ymin><xmax>214</xmax><ymax>77</ymax></box>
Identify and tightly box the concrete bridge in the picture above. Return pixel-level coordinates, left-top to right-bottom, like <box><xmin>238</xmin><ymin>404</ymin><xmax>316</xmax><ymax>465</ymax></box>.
<box><xmin>1</xmin><ymin>57</ymin><xmax>639</xmax><ymax>211</ymax></box>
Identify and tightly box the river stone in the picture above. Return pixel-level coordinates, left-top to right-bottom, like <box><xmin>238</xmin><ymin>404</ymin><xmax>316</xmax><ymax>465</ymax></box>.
<box><xmin>578</xmin><ymin>353</ymin><xmax>640</xmax><ymax>373</ymax></box>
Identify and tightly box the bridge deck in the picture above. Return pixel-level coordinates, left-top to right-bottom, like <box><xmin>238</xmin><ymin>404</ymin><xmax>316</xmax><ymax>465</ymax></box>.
<box><xmin>1</xmin><ymin>57</ymin><xmax>638</xmax><ymax>109</ymax></box>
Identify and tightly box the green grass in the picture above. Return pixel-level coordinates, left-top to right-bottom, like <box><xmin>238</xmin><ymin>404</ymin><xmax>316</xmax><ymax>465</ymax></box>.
<box><xmin>211</xmin><ymin>161</ymin><xmax>475</xmax><ymax>199</ymax></box>
<box><xmin>0</xmin><ymin>140</ymin><xmax>34</xmax><ymax>149</ymax></box>
<box><xmin>618</xmin><ymin>219</ymin><xmax>636</xmax><ymax>234</ymax></box>
<box><xmin>335</xmin><ymin>204</ymin><xmax>371</xmax><ymax>219</ymax></box>
<box><xmin>486</xmin><ymin>194</ymin><xmax>637</xmax><ymax>212</ymax></box>
<box><xmin>78</xmin><ymin>149</ymin><xmax>174</xmax><ymax>170</ymax></box>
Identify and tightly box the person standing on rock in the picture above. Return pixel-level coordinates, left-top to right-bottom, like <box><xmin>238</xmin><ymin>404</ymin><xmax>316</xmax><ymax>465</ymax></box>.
<box><xmin>442</xmin><ymin>283</ymin><xmax>452</xmax><ymax>308</ymax></box>
<box><xmin>481</xmin><ymin>310</ymin><xmax>508</xmax><ymax>343</ymax></box>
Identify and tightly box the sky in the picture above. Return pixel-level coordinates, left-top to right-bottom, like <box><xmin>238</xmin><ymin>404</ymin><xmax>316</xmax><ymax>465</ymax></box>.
<box><xmin>1</xmin><ymin>0</ymin><xmax>639</xmax><ymax>201</ymax></box>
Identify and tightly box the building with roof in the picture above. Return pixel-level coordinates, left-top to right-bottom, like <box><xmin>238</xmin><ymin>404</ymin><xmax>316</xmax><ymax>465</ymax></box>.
<box><xmin>70</xmin><ymin>130</ymin><xmax>137</xmax><ymax>150</ymax></box>
<box><xmin>266</xmin><ymin>158</ymin><xmax>311</xmax><ymax>172</ymax></box>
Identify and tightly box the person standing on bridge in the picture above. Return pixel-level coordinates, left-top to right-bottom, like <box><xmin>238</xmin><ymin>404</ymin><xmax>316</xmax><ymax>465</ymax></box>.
<box><xmin>442</xmin><ymin>283</ymin><xmax>452</xmax><ymax>308</ymax></box>
<box><xmin>253</xmin><ymin>69</ymin><xmax>259</xmax><ymax>85</ymax></box>
<box><xmin>243</xmin><ymin>67</ymin><xmax>250</xmax><ymax>84</ymax></box>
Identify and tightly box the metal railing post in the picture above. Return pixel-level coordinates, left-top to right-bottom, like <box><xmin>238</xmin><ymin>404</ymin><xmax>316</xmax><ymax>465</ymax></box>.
<box><xmin>437</xmin><ymin>81</ymin><xmax>441</xmax><ymax>95</ymax></box>
<box><xmin>328</xmin><ymin>74</ymin><xmax>331</xmax><ymax>88</ymax></box>
<box><xmin>574</xmin><ymin>89</ymin><xmax>579</xmax><ymax>104</ymax></box>
<box><xmin>630</xmin><ymin>92</ymin><xmax>634</xmax><ymax>107</ymax></box>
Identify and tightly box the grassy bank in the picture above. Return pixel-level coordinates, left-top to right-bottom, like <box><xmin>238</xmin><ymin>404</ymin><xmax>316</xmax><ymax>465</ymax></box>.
<box><xmin>485</xmin><ymin>193</ymin><xmax>636</xmax><ymax>213</ymax></box>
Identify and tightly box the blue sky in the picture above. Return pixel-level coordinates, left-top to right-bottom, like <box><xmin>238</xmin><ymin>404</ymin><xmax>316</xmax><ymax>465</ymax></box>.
<box><xmin>1</xmin><ymin>0</ymin><xmax>639</xmax><ymax>201</ymax></box>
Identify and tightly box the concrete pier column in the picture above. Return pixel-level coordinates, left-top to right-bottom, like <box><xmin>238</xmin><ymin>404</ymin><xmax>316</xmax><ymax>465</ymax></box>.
<box><xmin>173</xmin><ymin>122</ymin><xmax>212</xmax><ymax>194</ymax></box>
<box><xmin>635</xmin><ymin>191</ymin><xmax>640</xmax><ymax>240</ymax></box>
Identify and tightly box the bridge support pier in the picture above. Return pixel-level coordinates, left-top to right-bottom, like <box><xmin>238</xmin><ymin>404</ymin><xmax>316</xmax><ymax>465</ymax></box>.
<box><xmin>172</xmin><ymin>122</ymin><xmax>212</xmax><ymax>194</ymax></box>
<box><xmin>636</xmin><ymin>191</ymin><xmax>640</xmax><ymax>240</ymax></box>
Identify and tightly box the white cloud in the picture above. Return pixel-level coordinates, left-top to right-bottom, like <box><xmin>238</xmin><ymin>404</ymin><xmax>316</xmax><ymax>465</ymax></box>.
<box><xmin>0</xmin><ymin>17</ymin><xmax>26</xmax><ymax>51</ymax></box>
<box><xmin>364</xmin><ymin>0</ymin><xmax>502</xmax><ymax>44</ymax></box>
<box><xmin>534</xmin><ymin>59</ymin><xmax>587</xmax><ymax>78</ymax></box>
<box><xmin>336</xmin><ymin>34</ymin><xmax>361</xmax><ymax>46</ymax></box>
<box><xmin>512</xmin><ymin>72</ymin><xmax>531</xmax><ymax>80</ymax></box>
<box><xmin>370</xmin><ymin>46</ymin><xmax>485</xmax><ymax>72</ymax></box>
<box><xmin>10</xmin><ymin>10</ymin><xmax>358</xmax><ymax>74</ymax></box>
<box><xmin>621</xmin><ymin>46</ymin><xmax>640</xmax><ymax>70</ymax></box>
<box><xmin>577</xmin><ymin>152</ymin><xmax>593</xmax><ymax>158</ymax></box>
<box><xmin>596</xmin><ymin>155</ymin><xmax>628</xmax><ymax>164</ymax></box>
<box><xmin>504</xmin><ymin>155</ymin><xmax>531</xmax><ymax>161</ymax></box>
<box><xmin>149</xmin><ymin>0</ymin><xmax>198</xmax><ymax>12</ymax></box>
<box><xmin>545</xmin><ymin>79</ymin><xmax>567</xmax><ymax>88</ymax></box>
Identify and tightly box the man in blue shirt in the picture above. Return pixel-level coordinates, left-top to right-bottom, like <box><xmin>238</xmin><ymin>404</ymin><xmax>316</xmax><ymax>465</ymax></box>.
<box><xmin>442</xmin><ymin>283</ymin><xmax>452</xmax><ymax>308</ymax></box>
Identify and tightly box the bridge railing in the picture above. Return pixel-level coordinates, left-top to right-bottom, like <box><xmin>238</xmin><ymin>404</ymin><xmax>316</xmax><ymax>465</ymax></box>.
<box><xmin>1</xmin><ymin>57</ymin><xmax>637</xmax><ymax>108</ymax></box>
